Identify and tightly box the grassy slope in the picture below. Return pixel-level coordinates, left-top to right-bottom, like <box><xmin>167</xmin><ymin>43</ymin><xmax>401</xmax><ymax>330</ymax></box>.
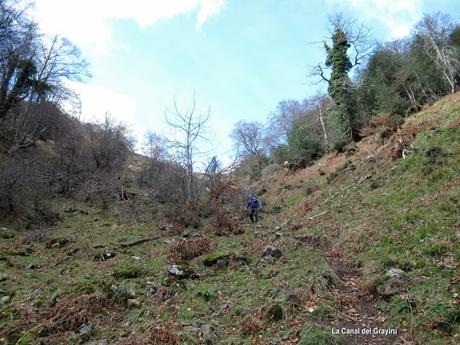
<box><xmin>0</xmin><ymin>93</ymin><xmax>459</xmax><ymax>345</ymax></box>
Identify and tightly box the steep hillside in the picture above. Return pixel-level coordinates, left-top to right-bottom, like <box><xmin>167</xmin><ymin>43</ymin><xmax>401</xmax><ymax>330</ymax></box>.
<box><xmin>0</xmin><ymin>94</ymin><xmax>459</xmax><ymax>345</ymax></box>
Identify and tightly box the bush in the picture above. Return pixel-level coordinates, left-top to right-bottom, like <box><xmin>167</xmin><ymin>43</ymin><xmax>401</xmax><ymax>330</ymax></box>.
<box><xmin>206</xmin><ymin>207</ymin><xmax>244</xmax><ymax>236</ymax></box>
<box><xmin>168</xmin><ymin>202</ymin><xmax>204</xmax><ymax>229</ymax></box>
<box><xmin>168</xmin><ymin>237</ymin><xmax>213</xmax><ymax>261</ymax></box>
<box><xmin>261</xmin><ymin>163</ymin><xmax>279</xmax><ymax>179</ymax></box>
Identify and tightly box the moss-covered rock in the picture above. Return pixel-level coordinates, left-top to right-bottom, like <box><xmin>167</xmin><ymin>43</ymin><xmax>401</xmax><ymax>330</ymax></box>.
<box><xmin>202</xmin><ymin>252</ymin><xmax>231</xmax><ymax>266</ymax></box>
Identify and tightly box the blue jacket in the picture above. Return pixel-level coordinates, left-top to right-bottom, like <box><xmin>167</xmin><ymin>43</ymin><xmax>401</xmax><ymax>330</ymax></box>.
<box><xmin>247</xmin><ymin>197</ymin><xmax>261</xmax><ymax>209</ymax></box>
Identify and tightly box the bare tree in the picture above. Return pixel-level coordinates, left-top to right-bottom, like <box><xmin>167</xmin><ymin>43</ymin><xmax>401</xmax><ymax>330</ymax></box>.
<box><xmin>265</xmin><ymin>100</ymin><xmax>303</xmax><ymax>147</ymax></box>
<box><xmin>89</xmin><ymin>113</ymin><xmax>134</xmax><ymax>171</ymax></box>
<box><xmin>164</xmin><ymin>96</ymin><xmax>210</xmax><ymax>202</ymax></box>
<box><xmin>231</xmin><ymin>120</ymin><xmax>264</xmax><ymax>157</ymax></box>
<box><xmin>415</xmin><ymin>12</ymin><xmax>459</xmax><ymax>94</ymax></box>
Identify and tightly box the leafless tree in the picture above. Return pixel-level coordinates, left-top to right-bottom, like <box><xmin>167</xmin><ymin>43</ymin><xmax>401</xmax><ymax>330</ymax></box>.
<box><xmin>89</xmin><ymin>113</ymin><xmax>134</xmax><ymax>171</ymax></box>
<box><xmin>415</xmin><ymin>12</ymin><xmax>459</xmax><ymax>94</ymax></box>
<box><xmin>231</xmin><ymin>120</ymin><xmax>264</xmax><ymax>157</ymax></box>
<box><xmin>265</xmin><ymin>100</ymin><xmax>303</xmax><ymax>147</ymax></box>
<box><xmin>164</xmin><ymin>96</ymin><xmax>210</xmax><ymax>202</ymax></box>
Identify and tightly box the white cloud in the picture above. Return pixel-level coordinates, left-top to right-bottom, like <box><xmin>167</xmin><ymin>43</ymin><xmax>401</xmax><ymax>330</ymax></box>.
<box><xmin>326</xmin><ymin>0</ymin><xmax>422</xmax><ymax>39</ymax></box>
<box><xmin>31</xmin><ymin>0</ymin><xmax>227</xmax><ymax>54</ymax></box>
<box><xmin>66</xmin><ymin>81</ymin><xmax>137</xmax><ymax>124</ymax></box>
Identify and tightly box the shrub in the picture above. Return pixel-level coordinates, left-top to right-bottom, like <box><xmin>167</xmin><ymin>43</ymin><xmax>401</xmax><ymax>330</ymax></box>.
<box><xmin>168</xmin><ymin>237</ymin><xmax>213</xmax><ymax>261</ymax></box>
<box><xmin>206</xmin><ymin>207</ymin><xmax>244</xmax><ymax>236</ymax></box>
<box><xmin>168</xmin><ymin>202</ymin><xmax>204</xmax><ymax>229</ymax></box>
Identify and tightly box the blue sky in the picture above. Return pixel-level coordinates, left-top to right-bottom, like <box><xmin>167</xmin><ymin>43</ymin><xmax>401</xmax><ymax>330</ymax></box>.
<box><xmin>31</xmin><ymin>0</ymin><xmax>459</xmax><ymax>166</ymax></box>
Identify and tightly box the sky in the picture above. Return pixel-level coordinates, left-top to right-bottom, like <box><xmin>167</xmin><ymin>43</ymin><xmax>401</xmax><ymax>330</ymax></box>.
<box><xmin>29</xmin><ymin>0</ymin><xmax>459</xmax><ymax>167</ymax></box>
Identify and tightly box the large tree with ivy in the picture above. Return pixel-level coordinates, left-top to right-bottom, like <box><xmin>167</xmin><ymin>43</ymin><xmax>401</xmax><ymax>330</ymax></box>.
<box><xmin>312</xmin><ymin>15</ymin><xmax>370</xmax><ymax>143</ymax></box>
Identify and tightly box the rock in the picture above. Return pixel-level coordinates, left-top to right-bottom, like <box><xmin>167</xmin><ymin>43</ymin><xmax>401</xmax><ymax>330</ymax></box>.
<box><xmin>199</xmin><ymin>323</ymin><xmax>217</xmax><ymax>344</ymax></box>
<box><xmin>202</xmin><ymin>252</ymin><xmax>231</xmax><ymax>266</ymax></box>
<box><xmin>286</xmin><ymin>290</ymin><xmax>301</xmax><ymax>307</ymax></box>
<box><xmin>84</xmin><ymin>340</ymin><xmax>108</xmax><ymax>345</ymax></box>
<box><xmin>131</xmin><ymin>256</ymin><xmax>141</xmax><ymax>260</ymax></box>
<box><xmin>147</xmin><ymin>286</ymin><xmax>157</xmax><ymax>297</ymax></box>
<box><xmin>262</xmin><ymin>246</ymin><xmax>282</xmax><ymax>259</ymax></box>
<box><xmin>274</xmin><ymin>226</ymin><xmax>281</xmax><ymax>231</ymax></box>
<box><xmin>25</xmin><ymin>263</ymin><xmax>42</xmax><ymax>270</ymax></box>
<box><xmin>260</xmin><ymin>255</ymin><xmax>275</xmax><ymax>266</ymax></box>
<box><xmin>167</xmin><ymin>265</ymin><xmax>198</xmax><ymax>279</ymax></box>
<box><xmin>266</xmin><ymin>303</ymin><xmax>284</xmax><ymax>321</ymax></box>
<box><xmin>46</xmin><ymin>237</ymin><xmax>71</xmax><ymax>249</ymax></box>
<box><xmin>77</xmin><ymin>321</ymin><xmax>93</xmax><ymax>335</ymax></box>
<box><xmin>67</xmin><ymin>248</ymin><xmax>80</xmax><ymax>256</ymax></box>
<box><xmin>387</xmin><ymin>268</ymin><xmax>404</xmax><ymax>278</ymax></box>
<box><xmin>382</xmin><ymin>277</ymin><xmax>407</xmax><ymax>299</ymax></box>
<box><xmin>94</xmin><ymin>252</ymin><xmax>116</xmax><ymax>261</ymax></box>
<box><xmin>275</xmin><ymin>232</ymin><xmax>282</xmax><ymax>238</ymax></box>
<box><xmin>160</xmin><ymin>223</ymin><xmax>173</xmax><ymax>231</ymax></box>
<box><xmin>32</xmin><ymin>288</ymin><xmax>43</xmax><ymax>299</ymax></box>
<box><xmin>168</xmin><ymin>264</ymin><xmax>185</xmax><ymax>277</ymax></box>
<box><xmin>61</xmin><ymin>269</ymin><xmax>71</xmax><ymax>275</ymax></box>
<box><xmin>0</xmin><ymin>273</ymin><xmax>8</xmax><ymax>282</ymax></box>
<box><xmin>0</xmin><ymin>296</ymin><xmax>11</xmax><ymax>305</ymax></box>
<box><xmin>127</xmin><ymin>299</ymin><xmax>141</xmax><ymax>308</ymax></box>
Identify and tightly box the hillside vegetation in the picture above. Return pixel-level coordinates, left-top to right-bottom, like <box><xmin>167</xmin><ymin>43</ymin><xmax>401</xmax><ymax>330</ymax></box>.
<box><xmin>0</xmin><ymin>92</ymin><xmax>459</xmax><ymax>345</ymax></box>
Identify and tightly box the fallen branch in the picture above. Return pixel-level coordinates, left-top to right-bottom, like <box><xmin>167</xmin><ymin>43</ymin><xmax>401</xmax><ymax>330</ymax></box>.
<box><xmin>306</xmin><ymin>210</ymin><xmax>328</xmax><ymax>221</ymax></box>
<box><xmin>120</xmin><ymin>237</ymin><xmax>159</xmax><ymax>248</ymax></box>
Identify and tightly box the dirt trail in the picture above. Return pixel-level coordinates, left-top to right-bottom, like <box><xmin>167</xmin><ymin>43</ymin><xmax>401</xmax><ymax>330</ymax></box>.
<box><xmin>295</xmin><ymin>236</ymin><xmax>402</xmax><ymax>345</ymax></box>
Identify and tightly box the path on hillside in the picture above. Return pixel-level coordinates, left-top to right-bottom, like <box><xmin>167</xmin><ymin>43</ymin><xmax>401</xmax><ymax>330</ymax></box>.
<box><xmin>295</xmin><ymin>235</ymin><xmax>404</xmax><ymax>345</ymax></box>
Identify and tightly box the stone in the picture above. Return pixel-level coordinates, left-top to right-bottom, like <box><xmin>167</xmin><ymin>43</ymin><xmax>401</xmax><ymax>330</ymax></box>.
<box><xmin>84</xmin><ymin>340</ymin><xmax>108</xmax><ymax>345</ymax></box>
<box><xmin>131</xmin><ymin>256</ymin><xmax>141</xmax><ymax>260</ymax></box>
<box><xmin>382</xmin><ymin>277</ymin><xmax>407</xmax><ymax>299</ymax></box>
<box><xmin>202</xmin><ymin>252</ymin><xmax>231</xmax><ymax>266</ymax></box>
<box><xmin>266</xmin><ymin>303</ymin><xmax>284</xmax><ymax>321</ymax></box>
<box><xmin>199</xmin><ymin>323</ymin><xmax>218</xmax><ymax>344</ymax></box>
<box><xmin>167</xmin><ymin>265</ymin><xmax>198</xmax><ymax>279</ymax></box>
<box><xmin>32</xmin><ymin>288</ymin><xmax>43</xmax><ymax>299</ymax></box>
<box><xmin>147</xmin><ymin>286</ymin><xmax>157</xmax><ymax>297</ymax></box>
<box><xmin>160</xmin><ymin>224</ymin><xmax>173</xmax><ymax>231</ymax></box>
<box><xmin>46</xmin><ymin>237</ymin><xmax>71</xmax><ymax>249</ymax></box>
<box><xmin>127</xmin><ymin>299</ymin><xmax>141</xmax><ymax>308</ymax></box>
<box><xmin>0</xmin><ymin>273</ymin><xmax>8</xmax><ymax>282</ymax></box>
<box><xmin>387</xmin><ymin>268</ymin><xmax>404</xmax><ymax>278</ymax></box>
<box><xmin>94</xmin><ymin>252</ymin><xmax>116</xmax><ymax>261</ymax></box>
<box><xmin>0</xmin><ymin>296</ymin><xmax>11</xmax><ymax>304</ymax></box>
<box><xmin>25</xmin><ymin>263</ymin><xmax>42</xmax><ymax>270</ymax></box>
<box><xmin>274</xmin><ymin>226</ymin><xmax>281</xmax><ymax>231</ymax></box>
<box><xmin>262</xmin><ymin>246</ymin><xmax>282</xmax><ymax>259</ymax></box>
<box><xmin>168</xmin><ymin>264</ymin><xmax>185</xmax><ymax>277</ymax></box>
<box><xmin>77</xmin><ymin>321</ymin><xmax>93</xmax><ymax>335</ymax></box>
<box><xmin>286</xmin><ymin>290</ymin><xmax>301</xmax><ymax>307</ymax></box>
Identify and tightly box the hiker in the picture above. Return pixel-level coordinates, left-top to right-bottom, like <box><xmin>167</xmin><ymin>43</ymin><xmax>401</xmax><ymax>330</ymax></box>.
<box><xmin>246</xmin><ymin>194</ymin><xmax>261</xmax><ymax>223</ymax></box>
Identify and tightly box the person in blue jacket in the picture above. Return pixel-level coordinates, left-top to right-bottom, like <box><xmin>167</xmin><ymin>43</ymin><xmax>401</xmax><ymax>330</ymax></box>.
<box><xmin>246</xmin><ymin>194</ymin><xmax>261</xmax><ymax>223</ymax></box>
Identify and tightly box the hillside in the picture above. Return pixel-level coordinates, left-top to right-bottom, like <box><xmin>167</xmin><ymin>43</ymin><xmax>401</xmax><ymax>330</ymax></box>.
<box><xmin>0</xmin><ymin>93</ymin><xmax>459</xmax><ymax>344</ymax></box>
